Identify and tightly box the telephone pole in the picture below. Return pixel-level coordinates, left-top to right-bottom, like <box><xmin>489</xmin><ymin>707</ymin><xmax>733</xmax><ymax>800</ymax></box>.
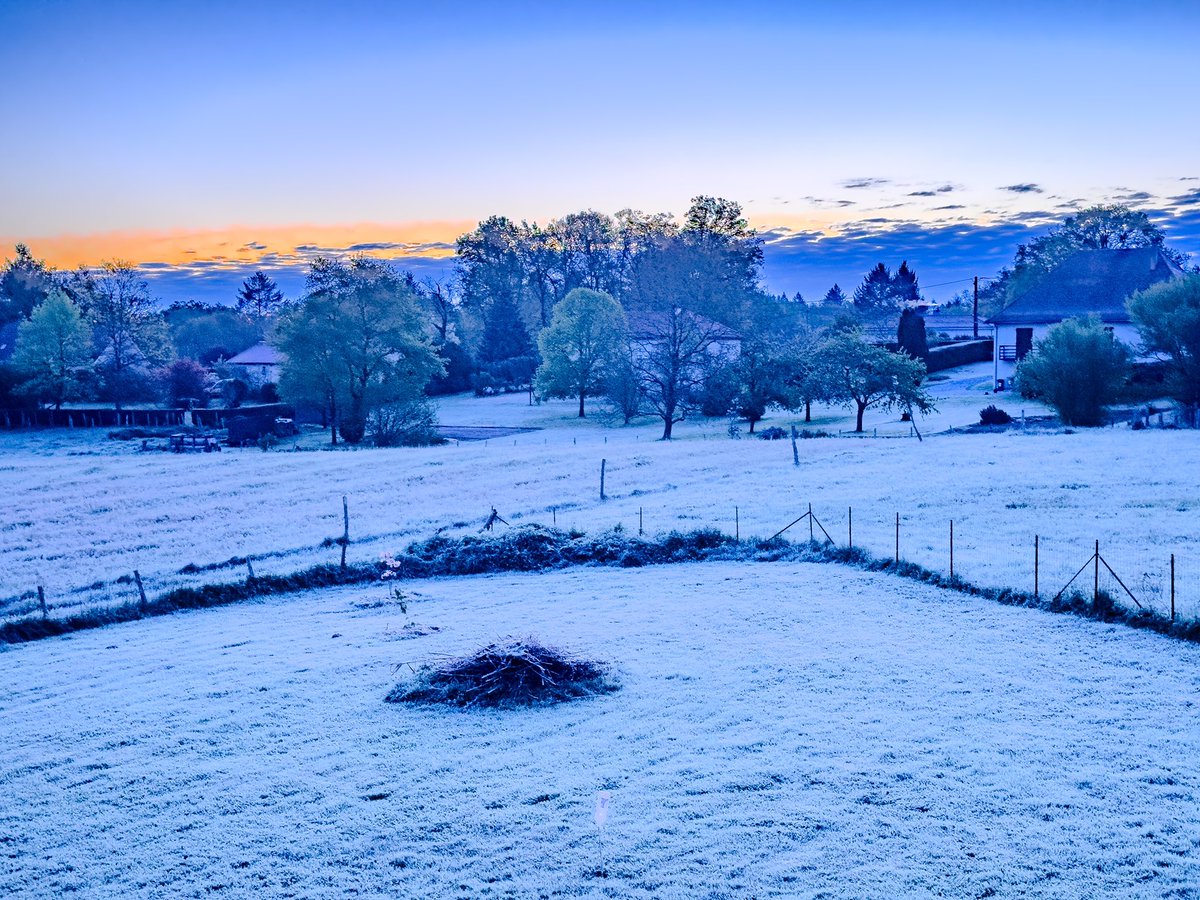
<box><xmin>973</xmin><ymin>275</ymin><xmax>979</xmax><ymax>339</ymax></box>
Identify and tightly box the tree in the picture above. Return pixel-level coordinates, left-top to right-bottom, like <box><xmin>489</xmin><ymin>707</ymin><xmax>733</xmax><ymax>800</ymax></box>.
<box><xmin>1127</xmin><ymin>275</ymin><xmax>1200</xmax><ymax>408</ymax></box>
<box><xmin>896</xmin><ymin>308</ymin><xmax>929</xmax><ymax>363</ymax></box>
<box><xmin>478</xmin><ymin>291</ymin><xmax>535</xmax><ymax>365</ymax></box>
<box><xmin>12</xmin><ymin>290</ymin><xmax>92</xmax><ymax>409</ymax></box>
<box><xmin>236</xmin><ymin>271</ymin><xmax>285</xmax><ymax>333</ymax></box>
<box><xmin>1016</xmin><ymin>316</ymin><xmax>1131</xmax><ymax>426</ymax></box>
<box><xmin>822</xmin><ymin>284</ymin><xmax>847</xmax><ymax>307</ymax></box>
<box><xmin>0</xmin><ymin>244</ymin><xmax>55</xmax><ymax>322</ymax></box>
<box><xmin>892</xmin><ymin>261</ymin><xmax>921</xmax><ymax>304</ymax></box>
<box><xmin>814</xmin><ymin>331</ymin><xmax>934</xmax><ymax>432</ymax></box>
<box><xmin>853</xmin><ymin>263</ymin><xmax>895</xmax><ymax>310</ymax></box>
<box><xmin>165</xmin><ymin>302</ymin><xmax>260</xmax><ymax>364</ymax></box>
<box><xmin>535</xmin><ymin>288</ymin><xmax>627</xmax><ymax>417</ymax></box>
<box><xmin>161</xmin><ymin>358</ymin><xmax>211</xmax><ymax>408</ymax></box>
<box><xmin>84</xmin><ymin>262</ymin><xmax>173</xmax><ymax>412</ymax></box>
<box><xmin>277</xmin><ymin>257</ymin><xmax>442</xmax><ymax>444</ymax></box>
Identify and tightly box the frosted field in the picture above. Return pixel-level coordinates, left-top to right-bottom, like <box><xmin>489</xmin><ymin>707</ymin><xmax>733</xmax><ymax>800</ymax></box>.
<box><xmin>2</xmin><ymin>562</ymin><xmax>1198</xmax><ymax>898</ymax></box>
<box><xmin>1</xmin><ymin>365</ymin><xmax>1197</xmax><ymax>623</ymax></box>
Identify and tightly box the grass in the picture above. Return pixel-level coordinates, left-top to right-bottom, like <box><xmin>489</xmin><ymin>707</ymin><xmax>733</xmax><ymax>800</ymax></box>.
<box><xmin>3</xmin><ymin>525</ymin><xmax>1197</xmax><ymax>648</ymax></box>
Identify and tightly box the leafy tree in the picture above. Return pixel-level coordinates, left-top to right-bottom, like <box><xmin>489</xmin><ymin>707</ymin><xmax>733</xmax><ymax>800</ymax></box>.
<box><xmin>551</xmin><ymin>210</ymin><xmax>621</xmax><ymax>299</ymax></box>
<box><xmin>165</xmin><ymin>302</ymin><xmax>260</xmax><ymax>363</ymax></box>
<box><xmin>456</xmin><ymin>215</ymin><xmax>525</xmax><ymax>318</ymax></box>
<box><xmin>1127</xmin><ymin>275</ymin><xmax>1200</xmax><ymax>407</ymax></box>
<box><xmin>822</xmin><ymin>284</ymin><xmax>847</xmax><ymax>307</ymax></box>
<box><xmin>83</xmin><ymin>262</ymin><xmax>173</xmax><ymax>412</ymax></box>
<box><xmin>236</xmin><ymin>271</ymin><xmax>285</xmax><ymax>333</ymax></box>
<box><xmin>535</xmin><ymin>288</ymin><xmax>627</xmax><ymax>417</ymax></box>
<box><xmin>12</xmin><ymin>290</ymin><xmax>92</xmax><ymax>409</ymax></box>
<box><xmin>853</xmin><ymin>263</ymin><xmax>895</xmax><ymax>310</ymax></box>
<box><xmin>604</xmin><ymin>345</ymin><xmax>643</xmax><ymax>424</ymax></box>
<box><xmin>0</xmin><ymin>244</ymin><xmax>55</xmax><ymax>322</ymax></box>
<box><xmin>277</xmin><ymin>257</ymin><xmax>442</xmax><ymax>444</ymax></box>
<box><xmin>478</xmin><ymin>291</ymin><xmax>535</xmax><ymax>366</ymax></box>
<box><xmin>896</xmin><ymin>308</ymin><xmax>929</xmax><ymax>362</ymax></box>
<box><xmin>161</xmin><ymin>358</ymin><xmax>211</xmax><ymax>408</ymax></box>
<box><xmin>1016</xmin><ymin>316</ymin><xmax>1131</xmax><ymax>426</ymax></box>
<box><xmin>813</xmin><ymin>330</ymin><xmax>934</xmax><ymax>432</ymax></box>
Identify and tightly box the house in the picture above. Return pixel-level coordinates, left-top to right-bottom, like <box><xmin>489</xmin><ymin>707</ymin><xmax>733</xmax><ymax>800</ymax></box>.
<box><xmin>988</xmin><ymin>247</ymin><xmax>1185</xmax><ymax>390</ymax></box>
<box><xmin>227</xmin><ymin>341</ymin><xmax>284</xmax><ymax>386</ymax></box>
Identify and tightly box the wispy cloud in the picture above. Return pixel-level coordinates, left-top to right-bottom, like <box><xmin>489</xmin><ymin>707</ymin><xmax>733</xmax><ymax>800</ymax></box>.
<box><xmin>1001</xmin><ymin>183</ymin><xmax>1044</xmax><ymax>194</ymax></box>
<box><xmin>841</xmin><ymin>177</ymin><xmax>890</xmax><ymax>190</ymax></box>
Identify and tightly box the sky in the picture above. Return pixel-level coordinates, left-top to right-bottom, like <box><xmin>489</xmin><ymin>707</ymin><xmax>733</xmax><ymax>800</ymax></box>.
<box><xmin>2</xmin><ymin>0</ymin><xmax>1199</xmax><ymax>304</ymax></box>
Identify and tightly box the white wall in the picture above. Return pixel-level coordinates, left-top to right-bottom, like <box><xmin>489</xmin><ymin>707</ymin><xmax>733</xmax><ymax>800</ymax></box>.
<box><xmin>991</xmin><ymin>322</ymin><xmax>1141</xmax><ymax>390</ymax></box>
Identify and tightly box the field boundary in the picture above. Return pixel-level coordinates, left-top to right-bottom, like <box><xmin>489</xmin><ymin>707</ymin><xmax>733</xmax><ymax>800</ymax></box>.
<box><xmin>3</xmin><ymin>525</ymin><xmax>1197</xmax><ymax>648</ymax></box>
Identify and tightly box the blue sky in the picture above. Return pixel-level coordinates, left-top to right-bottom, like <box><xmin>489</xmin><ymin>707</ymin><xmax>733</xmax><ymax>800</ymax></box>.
<box><xmin>1</xmin><ymin>0</ymin><xmax>1198</xmax><ymax>303</ymax></box>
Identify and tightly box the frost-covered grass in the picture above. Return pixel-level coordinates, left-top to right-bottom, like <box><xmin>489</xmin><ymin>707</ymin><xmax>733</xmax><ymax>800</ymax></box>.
<box><xmin>1</xmin><ymin>374</ymin><xmax>1195</xmax><ymax>624</ymax></box>
<box><xmin>2</xmin><ymin>563</ymin><xmax>1198</xmax><ymax>898</ymax></box>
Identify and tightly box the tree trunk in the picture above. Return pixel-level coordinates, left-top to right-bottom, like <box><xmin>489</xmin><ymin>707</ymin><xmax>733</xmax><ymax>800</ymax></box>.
<box><xmin>578</xmin><ymin>392</ymin><xmax>585</xmax><ymax>418</ymax></box>
<box><xmin>748</xmin><ymin>418</ymin><xmax>756</xmax><ymax>433</ymax></box>
<box><xmin>661</xmin><ymin>418</ymin><xmax>673</xmax><ymax>440</ymax></box>
<box><xmin>805</xmin><ymin>400</ymin><xmax>811</xmax><ymax>422</ymax></box>
<box><xmin>856</xmin><ymin>401</ymin><xmax>867</xmax><ymax>433</ymax></box>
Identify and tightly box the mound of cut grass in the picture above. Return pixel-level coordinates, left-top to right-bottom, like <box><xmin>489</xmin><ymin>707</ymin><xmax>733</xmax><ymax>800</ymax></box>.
<box><xmin>386</xmin><ymin>638</ymin><xmax>618</xmax><ymax>709</ymax></box>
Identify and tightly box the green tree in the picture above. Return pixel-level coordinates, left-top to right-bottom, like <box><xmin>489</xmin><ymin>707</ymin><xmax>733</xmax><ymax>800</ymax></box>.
<box><xmin>896</xmin><ymin>308</ymin><xmax>929</xmax><ymax>363</ymax></box>
<box><xmin>822</xmin><ymin>284</ymin><xmax>846</xmax><ymax>307</ymax></box>
<box><xmin>84</xmin><ymin>262</ymin><xmax>174</xmax><ymax>412</ymax></box>
<box><xmin>535</xmin><ymin>288</ymin><xmax>627</xmax><ymax>417</ymax></box>
<box><xmin>236</xmin><ymin>271</ymin><xmax>285</xmax><ymax>334</ymax></box>
<box><xmin>12</xmin><ymin>290</ymin><xmax>92</xmax><ymax>409</ymax></box>
<box><xmin>1016</xmin><ymin>316</ymin><xmax>1131</xmax><ymax>426</ymax></box>
<box><xmin>0</xmin><ymin>244</ymin><xmax>55</xmax><ymax>322</ymax></box>
<box><xmin>277</xmin><ymin>257</ymin><xmax>442</xmax><ymax>444</ymax></box>
<box><xmin>853</xmin><ymin>263</ymin><xmax>894</xmax><ymax>310</ymax></box>
<box><xmin>814</xmin><ymin>331</ymin><xmax>934</xmax><ymax>432</ymax></box>
<box><xmin>1127</xmin><ymin>275</ymin><xmax>1200</xmax><ymax>408</ymax></box>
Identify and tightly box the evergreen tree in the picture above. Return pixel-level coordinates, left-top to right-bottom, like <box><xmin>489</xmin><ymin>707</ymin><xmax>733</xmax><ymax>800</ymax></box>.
<box><xmin>853</xmin><ymin>263</ymin><xmax>894</xmax><ymax>309</ymax></box>
<box><xmin>896</xmin><ymin>308</ymin><xmax>929</xmax><ymax>362</ymax></box>
<box><xmin>1</xmin><ymin>244</ymin><xmax>55</xmax><ymax>322</ymax></box>
<box><xmin>478</xmin><ymin>292</ymin><xmax>534</xmax><ymax>365</ymax></box>
<box><xmin>822</xmin><ymin>284</ymin><xmax>847</xmax><ymax>306</ymax></box>
<box><xmin>236</xmin><ymin>271</ymin><xmax>285</xmax><ymax>333</ymax></box>
<box><xmin>893</xmin><ymin>261</ymin><xmax>921</xmax><ymax>304</ymax></box>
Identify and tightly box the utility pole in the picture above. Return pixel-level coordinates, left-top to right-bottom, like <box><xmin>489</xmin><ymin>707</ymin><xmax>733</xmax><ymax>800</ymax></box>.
<box><xmin>973</xmin><ymin>275</ymin><xmax>979</xmax><ymax>339</ymax></box>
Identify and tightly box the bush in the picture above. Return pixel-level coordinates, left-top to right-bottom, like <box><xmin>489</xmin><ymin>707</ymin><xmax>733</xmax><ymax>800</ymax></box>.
<box><xmin>1016</xmin><ymin>316</ymin><xmax>1132</xmax><ymax>426</ymax></box>
<box><xmin>979</xmin><ymin>405</ymin><xmax>1013</xmax><ymax>426</ymax></box>
<box><xmin>758</xmin><ymin>426</ymin><xmax>788</xmax><ymax>440</ymax></box>
<box><xmin>370</xmin><ymin>398</ymin><xmax>442</xmax><ymax>447</ymax></box>
<box><xmin>386</xmin><ymin>638</ymin><xmax>618</xmax><ymax>708</ymax></box>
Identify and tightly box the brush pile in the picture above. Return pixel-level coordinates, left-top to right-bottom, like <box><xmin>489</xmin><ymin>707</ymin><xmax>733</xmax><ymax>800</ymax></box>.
<box><xmin>386</xmin><ymin>638</ymin><xmax>618</xmax><ymax>709</ymax></box>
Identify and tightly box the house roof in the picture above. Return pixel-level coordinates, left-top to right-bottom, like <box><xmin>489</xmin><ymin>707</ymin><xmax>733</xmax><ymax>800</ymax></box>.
<box><xmin>627</xmin><ymin>310</ymin><xmax>742</xmax><ymax>343</ymax></box>
<box><xmin>988</xmin><ymin>247</ymin><xmax>1185</xmax><ymax>326</ymax></box>
<box><xmin>227</xmin><ymin>341</ymin><xmax>283</xmax><ymax>365</ymax></box>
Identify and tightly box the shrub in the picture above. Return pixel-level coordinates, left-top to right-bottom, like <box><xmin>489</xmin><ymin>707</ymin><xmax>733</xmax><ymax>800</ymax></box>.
<box><xmin>1016</xmin><ymin>316</ymin><xmax>1132</xmax><ymax>426</ymax></box>
<box><xmin>758</xmin><ymin>426</ymin><xmax>788</xmax><ymax>440</ymax></box>
<box><xmin>370</xmin><ymin>398</ymin><xmax>441</xmax><ymax>447</ymax></box>
<box><xmin>979</xmin><ymin>405</ymin><xmax>1013</xmax><ymax>426</ymax></box>
<box><xmin>386</xmin><ymin>638</ymin><xmax>618</xmax><ymax>708</ymax></box>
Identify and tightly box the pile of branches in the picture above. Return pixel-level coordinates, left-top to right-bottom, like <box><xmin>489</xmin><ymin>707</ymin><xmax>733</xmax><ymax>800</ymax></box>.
<box><xmin>386</xmin><ymin>638</ymin><xmax>618</xmax><ymax>709</ymax></box>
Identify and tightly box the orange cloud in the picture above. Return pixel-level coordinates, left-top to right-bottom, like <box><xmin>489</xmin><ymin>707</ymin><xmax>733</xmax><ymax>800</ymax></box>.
<box><xmin>1</xmin><ymin>221</ymin><xmax>475</xmax><ymax>269</ymax></box>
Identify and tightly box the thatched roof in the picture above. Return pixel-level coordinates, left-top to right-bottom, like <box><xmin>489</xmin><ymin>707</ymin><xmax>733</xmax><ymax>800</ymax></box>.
<box><xmin>989</xmin><ymin>248</ymin><xmax>1185</xmax><ymax>326</ymax></box>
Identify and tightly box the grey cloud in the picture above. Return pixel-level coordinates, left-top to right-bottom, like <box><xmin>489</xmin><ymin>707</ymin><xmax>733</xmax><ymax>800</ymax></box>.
<box><xmin>841</xmin><ymin>177</ymin><xmax>890</xmax><ymax>189</ymax></box>
<box><xmin>1001</xmin><ymin>183</ymin><xmax>1044</xmax><ymax>194</ymax></box>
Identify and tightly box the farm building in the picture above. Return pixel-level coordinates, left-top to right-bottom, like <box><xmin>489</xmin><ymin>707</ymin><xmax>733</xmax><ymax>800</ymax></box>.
<box><xmin>988</xmin><ymin>247</ymin><xmax>1185</xmax><ymax>390</ymax></box>
<box><xmin>227</xmin><ymin>341</ymin><xmax>283</xmax><ymax>386</ymax></box>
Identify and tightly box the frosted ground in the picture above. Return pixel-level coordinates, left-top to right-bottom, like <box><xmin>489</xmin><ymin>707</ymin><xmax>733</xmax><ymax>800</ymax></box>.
<box><xmin>3</xmin><ymin>562</ymin><xmax>1199</xmax><ymax>898</ymax></box>
<box><xmin>1</xmin><ymin>363</ymin><xmax>1197</xmax><ymax>622</ymax></box>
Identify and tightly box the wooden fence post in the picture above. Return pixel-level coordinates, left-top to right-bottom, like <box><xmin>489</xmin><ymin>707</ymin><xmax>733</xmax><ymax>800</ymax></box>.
<box><xmin>1171</xmin><ymin>553</ymin><xmax>1176</xmax><ymax>622</ymax></box>
<box><xmin>950</xmin><ymin>520</ymin><xmax>954</xmax><ymax>580</ymax></box>
<box><xmin>895</xmin><ymin>513</ymin><xmax>900</xmax><ymax>565</ymax></box>
<box><xmin>1093</xmin><ymin>539</ymin><xmax>1100</xmax><ymax>604</ymax></box>
<box><xmin>134</xmin><ymin>570</ymin><xmax>147</xmax><ymax>613</ymax></box>
<box><xmin>38</xmin><ymin>585</ymin><xmax>47</xmax><ymax>619</ymax></box>
<box><xmin>791</xmin><ymin>426</ymin><xmax>799</xmax><ymax>467</ymax></box>
<box><xmin>735</xmin><ymin>506</ymin><xmax>739</xmax><ymax>541</ymax></box>
<box><xmin>341</xmin><ymin>496</ymin><xmax>349</xmax><ymax>569</ymax></box>
<box><xmin>848</xmin><ymin>507</ymin><xmax>853</xmax><ymax>550</ymax></box>
<box><xmin>600</xmin><ymin>459</ymin><xmax>607</xmax><ymax>501</ymax></box>
<box><xmin>1034</xmin><ymin>535</ymin><xmax>1039</xmax><ymax>599</ymax></box>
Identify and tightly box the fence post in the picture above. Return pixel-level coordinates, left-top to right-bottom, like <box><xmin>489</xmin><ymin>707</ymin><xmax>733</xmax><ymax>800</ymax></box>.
<box><xmin>1093</xmin><ymin>539</ymin><xmax>1099</xmax><ymax>604</ymax></box>
<box><xmin>895</xmin><ymin>512</ymin><xmax>900</xmax><ymax>565</ymax></box>
<box><xmin>246</xmin><ymin>557</ymin><xmax>255</xmax><ymax>583</ymax></box>
<box><xmin>950</xmin><ymin>520</ymin><xmax>954</xmax><ymax>580</ymax></box>
<box><xmin>1171</xmin><ymin>554</ymin><xmax>1176</xmax><ymax>622</ymax></box>
<box><xmin>791</xmin><ymin>426</ymin><xmax>799</xmax><ymax>467</ymax></box>
<box><xmin>134</xmin><ymin>570</ymin><xmax>147</xmax><ymax>613</ymax></box>
<box><xmin>639</xmin><ymin>507</ymin><xmax>643</xmax><ymax>536</ymax></box>
<box><xmin>341</xmin><ymin>496</ymin><xmax>349</xmax><ymax>569</ymax></box>
<box><xmin>600</xmin><ymin>459</ymin><xmax>606</xmax><ymax>501</ymax></box>
<box><xmin>552</xmin><ymin>507</ymin><xmax>557</xmax><ymax>527</ymax></box>
<box><xmin>808</xmin><ymin>503</ymin><xmax>814</xmax><ymax>542</ymax></box>
<box><xmin>1034</xmin><ymin>535</ymin><xmax>1039</xmax><ymax>599</ymax></box>
<box><xmin>848</xmin><ymin>507</ymin><xmax>853</xmax><ymax>550</ymax></box>
<box><xmin>38</xmin><ymin>585</ymin><xmax>46</xmax><ymax>619</ymax></box>
<box><xmin>735</xmin><ymin>506</ymin><xmax>739</xmax><ymax>541</ymax></box>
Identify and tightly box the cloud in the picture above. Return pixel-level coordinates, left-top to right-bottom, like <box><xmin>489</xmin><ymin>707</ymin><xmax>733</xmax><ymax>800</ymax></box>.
<box><xmin>240</xmin><ymin>241</ymin><xmax>267</xmax><ymax>251</ymax></box>
<box><xmin>840</xmin><ymin>177</ymin><xmax>890</xmax><ymax>189</ymax></box>
<box><xmin>908</xmin><ymin>185</ymin><xmax>956</xmax><ymax>197</ymax></box>
<box><xmin>1001</xmin><ymin>183</ymin><xmax>1044</xmax><ymax>194</ymax></box>
<box><xmin>933</xmin><ymin>204</ymin><xmax>965</xmax><ymax>210</ymax></box>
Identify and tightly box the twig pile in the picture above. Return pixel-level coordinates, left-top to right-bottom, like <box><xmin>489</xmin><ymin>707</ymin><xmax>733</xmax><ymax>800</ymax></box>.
<box><xmin>386</xmin><ymin>638</ymin><xmax>618</xmax><ymax>709</ymax></box>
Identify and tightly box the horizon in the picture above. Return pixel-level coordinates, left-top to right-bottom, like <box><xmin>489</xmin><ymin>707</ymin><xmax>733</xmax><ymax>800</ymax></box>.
<box><xmin>3</xmin><ymin>0</ymin><xmax>1199</xmax><ymax>303</ymax></box>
